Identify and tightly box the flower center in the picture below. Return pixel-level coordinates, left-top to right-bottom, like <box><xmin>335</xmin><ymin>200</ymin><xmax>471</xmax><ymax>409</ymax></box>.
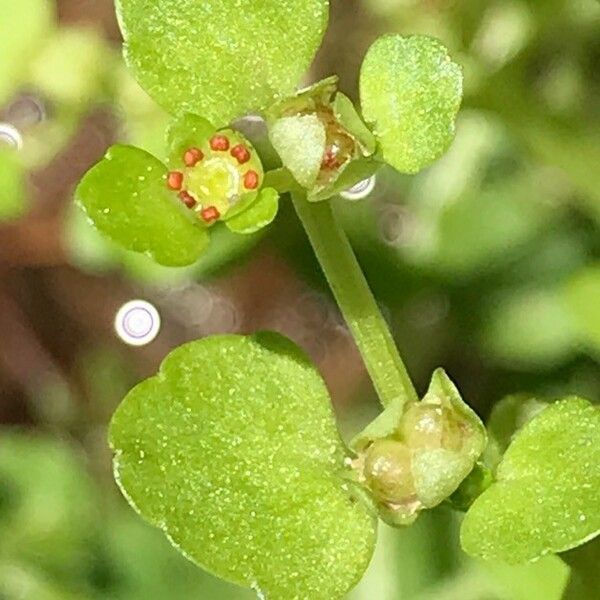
<box><xmin>166</xmin><ymin>132</ymin><xmax>261</xmax><ymax>224</ymax></box>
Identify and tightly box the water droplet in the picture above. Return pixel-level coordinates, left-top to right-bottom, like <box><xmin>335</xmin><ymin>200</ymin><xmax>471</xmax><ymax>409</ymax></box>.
<box><xmin>0</xmin><ymin>123</ymin><xmax>23</xmax><ymax>150</ymax></box>
<box><xmin>340</xmin><ymin>174</ymin><xmax>377</xmax><ymax>201</ymax></box>
<box><xmin>114</xmin><ymin>299</ymin><xmax>161</xmax><ymax>346</ymax></box>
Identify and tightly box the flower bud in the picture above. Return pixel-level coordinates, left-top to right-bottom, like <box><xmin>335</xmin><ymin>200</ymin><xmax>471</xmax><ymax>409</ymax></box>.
<box><xmin>363</xmin><ymin>439</ymin><xmax>416</xmax><ymax>504</ymax></box>
<box><xmin>400</xmin><ymin>403</ymin><xmax>463</xmax><ymax>452</ymax></box>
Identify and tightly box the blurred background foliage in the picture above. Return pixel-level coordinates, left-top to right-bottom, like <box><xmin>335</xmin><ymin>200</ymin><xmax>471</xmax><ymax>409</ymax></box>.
<box><xmin>0</xmin><ymin>0</ymin><xmax>598</xmax><ymax>598</ymax></box>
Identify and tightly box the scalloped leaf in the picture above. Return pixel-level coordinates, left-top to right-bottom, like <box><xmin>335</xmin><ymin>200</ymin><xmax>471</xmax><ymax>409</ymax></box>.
<box><xmin>75</xmin><ymin>145</ymin><xmax>208</xmax><ymax>267</ymax></box>
<box><xmin>116</xmin><ymin>0</ymin><xmax>330</xmax><ymax>126</ymax></box>
<box><xmin>109</xmin><ymin>333</ymin><xmax>376</xmax><ymax>599</ymax></box>
<box><xmin>269</xmin><ymin>114</ymin><xmax>326</xmax><ymax>188</ymax></box>
<box><xmin>461</xmin><ymin>398</ymin><xmax>600</xmax><ymax>563</ymax></box>
<box><xmin>225</xmin><ymin>187</ymin><xmax>279</xmax><ymax>234</ymax></box>
<box><xmin>360</xmin><ymin>35</ymin><xmax>462</xmax><ymax>174</ymax></box>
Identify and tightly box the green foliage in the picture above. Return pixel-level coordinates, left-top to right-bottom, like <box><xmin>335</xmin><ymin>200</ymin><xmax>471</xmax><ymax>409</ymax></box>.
<box><xmin>563</xmin><ymin>265</ymin><xmax>600</xmax><ymax>355</ymax></box>
<box><xmin>461</xmin><ymin>398</ymin><xmax>600</xmax><ymax>563</ymax></box>
<box><xmin>109</xmin><ymin>333</ymin><xmax>376</xmax><ymax>599</ymax></box>
<box><xmin>0</xmin><ymin>0</ymin><xmax>53</xmax><ymax>104</ymax></box>
<box><xmin>0</xmin><ymin>150</ymin><xmax>26</xmax><ymax>221</ymax></box>
<box><xmin>76</xmin><ymin>144</ymin><xmax>209</xmax><ymax>267</ymax></box>
<box><xmin>360</xmin><ymin>35</ymin><xmax>463</xmax><ymax>174</ymax></box>
<box><xmin>0</xmin><ymin>433</ymin><xmax>98</xmax><ymax>585</ymax></box>
<box><xmin>116</xmin><ymin>0</ymin><xmax>330</xmax><ymax>126</ymax></box>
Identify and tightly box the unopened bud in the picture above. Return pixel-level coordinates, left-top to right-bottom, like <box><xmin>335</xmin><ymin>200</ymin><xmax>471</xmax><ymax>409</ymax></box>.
<box><xmin>363</xmin><ymin>439</ymin><xmax>416</xmax><ymax>504</ymax></box>
<box><xmin>400</xmin><ymin>403</ymin><xmax>463</xmax><ymax>452</ymax></box>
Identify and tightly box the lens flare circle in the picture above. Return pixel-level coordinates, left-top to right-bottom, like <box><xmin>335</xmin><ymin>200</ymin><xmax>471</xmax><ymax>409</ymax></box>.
<box><xmin>114</xmin><ymin>299</ymin><xmax>161</xmax><ymax>346</ymax></box>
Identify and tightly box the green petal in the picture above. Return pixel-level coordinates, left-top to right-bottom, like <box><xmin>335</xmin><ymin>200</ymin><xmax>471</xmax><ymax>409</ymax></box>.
<box><xmin>333</xmin><ymin>92</ymin><xmax>377</xmax><ymax>155</ymax></box>
<box><xmin>360</xmin><ymin>35</ymin><xmax>463</xmax><ymax>174</ymax></box>
<box><xmin>75</xmin><ymin>145</ymin><xmax>208</xmax><ymax>267</ymax></box>
<box><xmin>116</xmin><ymin>0</ymin><xmax>330</xmax><ymax>126</ymax></box>
<box><xmin>461</xmin><ymin>398</ymin><xmax>600</xmax><ymax>563</ymax></box>
<box><xmin>109</xmin><ymin>333</ymin><xmax>376</xmax><ymax>599</ymax></box>
<box><xmin>166</xmin><ymin>113</ymin><xmax>215</xmax><ymax>163</ymax></box>
<box><xmin>225</xmin><ymin>188</ymin><xmax>279</xmax><ymax>234</ymax></box>
<box><xmin>269</xmin><ymin>114</ymin><xmax>326</xmax><ymax>188</ymax></box>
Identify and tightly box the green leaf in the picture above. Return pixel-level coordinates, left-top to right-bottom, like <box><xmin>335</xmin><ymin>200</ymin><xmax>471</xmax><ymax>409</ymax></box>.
<box><xmin>563</xmin><ymin>265</ymin><xmax>600</xmax><ymax>355</ymax></box>
<box><xmin>0</xmin><ymin>150</ymin><xmax>27</xmax><ymax>221</ymax></box>
<box><xmin>269</xmin><ymin>114</ymin><xmax>326</xmax><ymax>188</ymax></box>
<box><xmin>0</xmin><ymin>0</ymin><xmax>54</xmax><ymax>105</ymax></box>
<box><xmin>359</xmin><ymin>35</ymin><xmax>462</xmax><ymax>174</ymax></box>
<box><xmin>483</xmin><ymin>394</ymin><xmax>548</xmax><ymax>471</ymax></box>
<box><xmin>109</xmin><ymin>333</ymin><xmax>376</xmax><ymax>599</ymax></box>
<box><xmin>0</xmin><ymin>432</ymin><xmax>99</xmax><ymax>583</ymax></box>
<box><xmin>75</xmin><ymin>145</ymin><xmax>208</xmax><ymax>267</ymax></box>
<box><xmin>225</xmin><ymin>187</ymin><xmax>279</xmax><ymax>234</ymax></box>
<box><xmin>461</xmin><ymin>398</ymin><xmax>600</xmax><ymax>563</ymax></box>
<box><xmin>116</xmin><ymin>0</ymin><xmax>330</xmax><ymax>126</ymax></box>
<box><xmin>29</xmin><ymin>27</ymin><xmax>112</xmax><ymax>106</ymax></box>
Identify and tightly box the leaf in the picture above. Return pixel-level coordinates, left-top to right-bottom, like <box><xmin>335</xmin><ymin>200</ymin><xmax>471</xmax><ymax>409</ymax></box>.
<box><xmin>269</xmin><ymin>114</ymin><xmax>326</xmax><ymax>188</ymax></box>
<box><xmin>0</xmin><ymin>150</ymin><xmax>27</xmax><ymax>221</ymax></box>
<box><xmin>28</xmin><ymin>28</ymin><xmax>112</xmax><ymax>106</ymax></box>
<box><xmin>116</xmin><ymin>0</ymin><xmax>330</xmax><ymax>126</ymax></box>
<box><xmin>563</xmin><ymin>265</ymin><xmax>600</xmax><ymax>355</ymax></box>
<box><xmin>0</xmin><ymin>0</ymin><xmax>54</xmax><ymax>105</ymax></box>
<box><xmin>359</xmin><ymin>35</ymin><xmax>463</xmax><ymax>174</ymax></box>
<box><xmin>461</xmin><ymin>398</ymin><xmax>600</xmax><ymax>563</ymax></box>
<box><xmin>0</xmin><ymin>432</ymin><xmax>99</xmax><ymax>583</ymax></box>
<box><xmin>75</xmin><ymin>145</ymin><xmax>209</xmax><ymax>267</ymax></box>
<box><xmin>225</xmin><ymin>187</ymin><xmax>279</xmax><ymax>234</ymax></box>
<box><xmin>483</xmin><ymin>395</ymin><xmax>548</xmax><ymax>471</ymax></box>
<box><xmin>109</xmin><ymin>333</ymin><xmax>376</xmax><ymax>600</ymax></box>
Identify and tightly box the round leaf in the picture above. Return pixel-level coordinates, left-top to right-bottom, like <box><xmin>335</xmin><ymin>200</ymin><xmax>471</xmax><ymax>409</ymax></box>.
<box><xmin>461</xmin><ymin>398</ymin><xmax>600</xmax><ymax>563</ymax></box>
<box><xmin>116</xmin><ymin>0</ymin><xmax>330</xmax><ymax>126</ymax></box>
<box><xmin>360</xmin><ymin>35</ymin><xmax>462</xmax><ymax>174</ymax></box>
<box><xmin>109</xmin><ymin>333</ymin><xmax>376</xmax><ymax>599</ymax></box>
<box><xmin>75</xmin><ymin>145</ymin><xmax>208</xmax><ymax>267</ymax></box>
<box><xmin>225</xmin><ymin>187</ymin><xmax>279</xmax><ymax>234</ymax></box>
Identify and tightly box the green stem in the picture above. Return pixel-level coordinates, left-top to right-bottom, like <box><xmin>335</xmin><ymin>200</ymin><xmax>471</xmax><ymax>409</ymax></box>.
<box><xmin>292</xmin><ymin>192</ymin><xmax>419</xmax><ymax>408</ymax></box>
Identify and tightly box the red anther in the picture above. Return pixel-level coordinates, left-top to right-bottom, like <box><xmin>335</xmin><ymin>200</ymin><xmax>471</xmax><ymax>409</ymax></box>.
<box><xmin>210</xmin><ymin>135</ymin><xmax>230</xmax><ymax>152</ymax></box>
<box><xmin>167</xmin><ymin>171</ymin><xmax>184</xmax><ymax>190</ymax></box>
<box><xmin>200</xmin><ymin>206</ymin><xmax>220</xmax><ymax>223</ymax></box>
<box><xmin>321</xmin><ymin>148</ymin><xmax>341</xmax><ymax>170</ymax></box>
<box><xmin>184</xmin><ymin>147</ymin><xmax>204</xmax><ymax>167</ymax></box>
<box><xmin>178</xmin><ymin>191</ymin><xmax>197</xmax><ymax>208</ymax></box>
<box><xmin>243</xmin><ymin>170</ymin><xmax>259</xmax><ymax>190</ymax></box>
<box><xmin>231</xmin><ymin>144</ymin><xmax>251</xmax><ymax>164</ymax></box>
